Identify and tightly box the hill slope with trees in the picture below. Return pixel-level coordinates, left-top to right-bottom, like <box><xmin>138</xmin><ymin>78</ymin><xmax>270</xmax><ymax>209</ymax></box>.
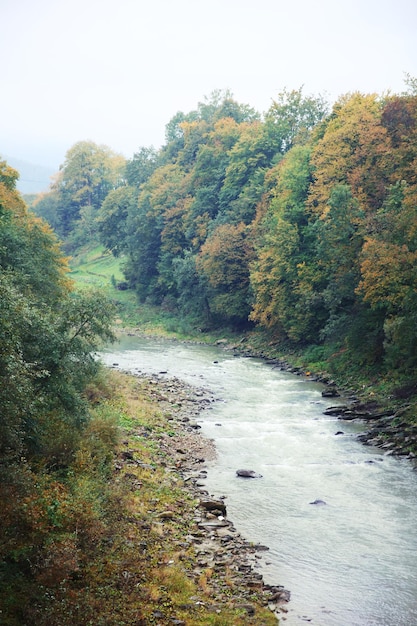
<box><xmin>33</xmin><ymin>83</ymin><xmax>417</xmax><ymax>388</ymax></box>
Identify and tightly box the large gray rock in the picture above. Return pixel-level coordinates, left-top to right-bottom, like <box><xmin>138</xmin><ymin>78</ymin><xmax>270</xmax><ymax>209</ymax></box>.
<box><xmin>236</xmin><ymin>469</ymin><xmax>263</xmax><ymax>478</ymax></box>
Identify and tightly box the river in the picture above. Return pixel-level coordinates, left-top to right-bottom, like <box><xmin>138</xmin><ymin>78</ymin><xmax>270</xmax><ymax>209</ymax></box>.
<box><xmin>100</xmin><ymin>334</ymin><xmax>417</xmax><ymax>626</ymax></box>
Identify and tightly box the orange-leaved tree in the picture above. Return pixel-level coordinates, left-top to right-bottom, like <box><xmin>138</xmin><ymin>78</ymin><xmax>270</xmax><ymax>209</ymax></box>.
<box><xmin>196</xmin><ymin>222</ymin><xmax>254</xmax><ymax>324</ymax></box>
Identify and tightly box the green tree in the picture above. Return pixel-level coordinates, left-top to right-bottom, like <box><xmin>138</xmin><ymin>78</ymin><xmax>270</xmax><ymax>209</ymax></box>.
<box><xmin>53</xmin><ymin>140</ymin><xmax>125</xmax><ymax>239</ymax></box>
<box><xmin>162</xmin><ymin>110</ymin><xmax>199</xmax><ymax>163</ymax></box>
<box><xmin>0</xmin><ymin>158</ymin><xmax>115</xmax><ymax>465</ymax></box>
<box><xmin>0</xmin><ymin>162</ymin><xmax>70</xmax><ymax>305</ymax></box>
<box><xmin>123</xmin><ymin>190</ymin><xmax>161</xmax><ymax>300</ymax></box>
<box><xmin>250</xmin><ymin>145</ymin><xmax>325</xmax><ymax>341</ymax></box>
<box><xmin>31</xmin><ymin>187</ymin><xmax>62</xmax><ymax>232</ymax></box>
<box><xmin>218</xmin><ymin>121</ymin><xmax>273</xmax><ymax>224</ymax></box>
<box><xmin>314</xmin><ymin>186</ymin><xmax>365</xmax><ymax>329</ymax></box>
<box><xmin>196</xmin><ymin>89</ymin><xmax>259</xmax><ymax>125</ymax></box>
<box><xmin>218</xmin><ymin>88</ymin><xmax>328</xmax><ymax>227</ymax></box>
<box><xmin>173</xmin><ymin>250</ymin><xmax>211</xmax><ymax>323</ymax></box>
<box><xmin>97</xmin><ymin>186</ymin><xmax>137</xmax><ymax>256</ymax></box>
<box><xmin>264</xmin><ymin>87</ymin><xmax>329</xmax><ymax>153</ymax></box>
<box><xmin>186</xmin><ymin>117</ymin><xmax>242</xmax><ymax>245</ymax></box>
<box><xmin>124</xmin><ymin>163</ymin><xmax>190</xmax><ymax>300</ymax></box>
<box><xmin>125</xmin><ymin>146</ymin><xmax>159</xmax><ymax>188</ymax></box>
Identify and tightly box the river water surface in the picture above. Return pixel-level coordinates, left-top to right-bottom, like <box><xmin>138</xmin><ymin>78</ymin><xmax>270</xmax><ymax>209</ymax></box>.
<box><xmin>100</xmin><ymin>335</ymin><xmax>417</xmax><ymax>626</ymax></box>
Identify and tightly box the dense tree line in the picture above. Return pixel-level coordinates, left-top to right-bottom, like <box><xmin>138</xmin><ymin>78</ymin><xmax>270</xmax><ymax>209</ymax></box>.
<box><xmin>33</xmin><ymin>83</ymin><xmax>417</xmax><ymax>377</ymax></box>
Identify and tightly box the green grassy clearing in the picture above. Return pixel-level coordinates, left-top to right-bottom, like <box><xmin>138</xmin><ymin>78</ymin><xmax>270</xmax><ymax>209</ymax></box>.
<box><xmin>68</xmin><ymin>246</ymin><xmax>238</xmax><ymax>342</ymax></box>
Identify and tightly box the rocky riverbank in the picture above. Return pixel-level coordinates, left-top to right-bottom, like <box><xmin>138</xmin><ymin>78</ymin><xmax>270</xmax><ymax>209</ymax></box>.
<box><xmin>110</xmin><ymin>364</ymin><xmax>290</xmax><ymax>623</ymax></box>
<box><xmin>323</xmin><ymin>401</ymin><xmax>417</xmax><ymax>465</ymax></box>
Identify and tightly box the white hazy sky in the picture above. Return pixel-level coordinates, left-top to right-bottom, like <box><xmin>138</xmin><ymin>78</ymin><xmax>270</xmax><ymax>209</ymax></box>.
<box><xmin>1</xmin><ymin>0</ymin><xmax>416</xmax><ymax>169</ymax></box>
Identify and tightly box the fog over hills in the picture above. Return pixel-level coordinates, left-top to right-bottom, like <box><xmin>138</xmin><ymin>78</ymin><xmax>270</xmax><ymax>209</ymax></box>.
<box><xmin>3</xmin><ymin>155</ymin><xmax>56</xmax><ymax>194</ymax></box>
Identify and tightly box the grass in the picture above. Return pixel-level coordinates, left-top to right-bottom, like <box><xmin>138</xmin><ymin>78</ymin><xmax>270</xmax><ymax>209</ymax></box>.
<box><xmin>70</xmin><ymin>244</ymin><xmax>125</xmax><ymax>283</ymax></box>
<box><xmin>69</xmin><ymin>245</ymin><xmax>140</xmax><ymax>323</ymax></box>
<box><xmin>68</xmin><ymin>245</ymin><xmax>241</xmax><ymax>343</ymax></box>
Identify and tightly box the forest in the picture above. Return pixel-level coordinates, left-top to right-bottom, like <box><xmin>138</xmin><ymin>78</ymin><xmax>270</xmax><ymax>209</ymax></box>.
<box><xmin>33</xmin><ymin>79</ymin><xmax>417</xmax><ymax>382</ymax></box>
<box><xmin>1</xmin><ymin>77</ymin><xmax>417</xmax><ymax>624</ymax></box>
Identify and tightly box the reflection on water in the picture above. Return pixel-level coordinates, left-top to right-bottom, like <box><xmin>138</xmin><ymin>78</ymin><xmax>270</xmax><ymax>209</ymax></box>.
<box><xmin>100</xmin><ymin>335</ymin><xmax>417</xmax><ymax>626</ymax></box>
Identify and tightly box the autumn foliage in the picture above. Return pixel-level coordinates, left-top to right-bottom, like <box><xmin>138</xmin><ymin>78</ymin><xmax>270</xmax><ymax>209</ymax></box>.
<box><xmin>31</xmin><ymin>84</ymin><xmax>417</xmax><ymax>373</ymax></box>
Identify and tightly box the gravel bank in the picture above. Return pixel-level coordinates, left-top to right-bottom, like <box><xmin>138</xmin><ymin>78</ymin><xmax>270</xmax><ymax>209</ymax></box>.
<box><xmin>112</xmin><ymin>365</ymin><xmax>291</xmax><ymax>623</ymax></box>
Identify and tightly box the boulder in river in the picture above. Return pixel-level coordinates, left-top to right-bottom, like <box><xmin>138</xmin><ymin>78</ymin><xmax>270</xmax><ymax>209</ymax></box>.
<box><xmin>236</xmin><ymin>469</ymin><xmax>263</xmax><ymax>478</ymax></box>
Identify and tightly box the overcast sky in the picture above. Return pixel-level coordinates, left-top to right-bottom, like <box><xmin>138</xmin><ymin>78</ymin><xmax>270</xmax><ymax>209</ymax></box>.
<box><xmin>1</xmin><ymin>0</ymin><xmax>416</xmax><ymax>170</ymax></box>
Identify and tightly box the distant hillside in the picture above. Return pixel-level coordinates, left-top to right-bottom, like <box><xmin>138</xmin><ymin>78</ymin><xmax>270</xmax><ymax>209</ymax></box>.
<box><xmin>3</xmin><ymin>155</ymin><xmax>56</xmax><ymax>194</ymax></box>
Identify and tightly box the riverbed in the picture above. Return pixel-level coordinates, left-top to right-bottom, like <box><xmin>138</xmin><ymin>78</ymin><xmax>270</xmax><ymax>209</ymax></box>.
<box><xmin>100</xmin><ymin>334</ymin><xmax>417</xmax><ymax>626</ymax></box>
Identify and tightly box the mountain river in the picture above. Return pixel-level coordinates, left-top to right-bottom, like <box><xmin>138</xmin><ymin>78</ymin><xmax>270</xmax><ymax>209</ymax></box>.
<box><xmin>100</xmin><ymin>334</ymin><xmax>417</xmax><ymax>626</ymax></box>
